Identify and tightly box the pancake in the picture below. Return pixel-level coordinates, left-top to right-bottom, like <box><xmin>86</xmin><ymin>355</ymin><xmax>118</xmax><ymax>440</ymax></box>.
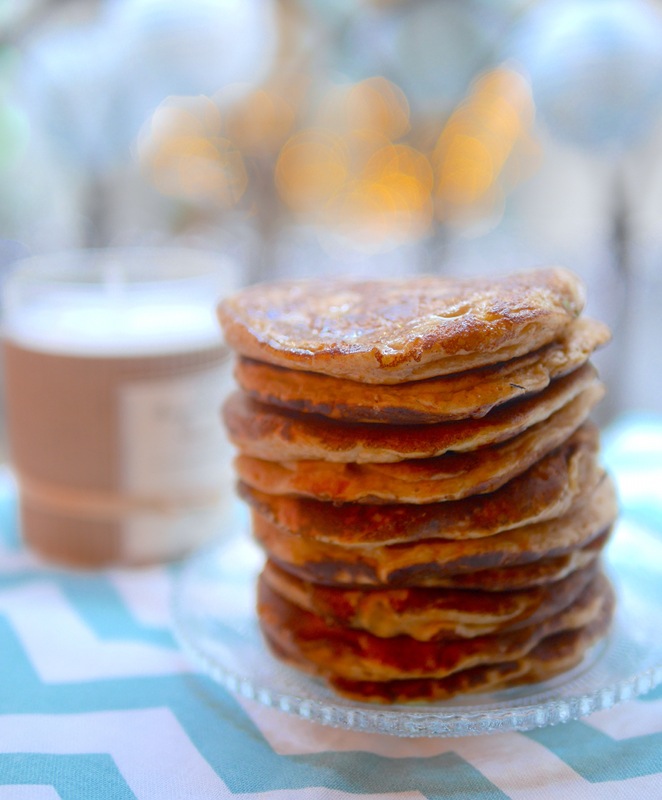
<box><xmin>259</xmin><ymin>559</ymin><xmax>598</xmax><ymax>641</ymax></box>
<box><xmin>234</xmin><ymin>317</ymin><xmax>610</xmax><ymax>424</ymax></box>
<box><xmin>251</xmin><ymin>475</ymin><xmax>617</xmax><ymax>586</ymax></box>
<box><xmin>218</xmin><ymin>268</ymin><xmax>585</xmax><ymax>384</ymax></box>
<box><xmin>235</xmin><ymin>386</ymin><xmax>603</xmax><ymax>504</ymax></box>
<box><xmin>238</xmin><ymin>425</ymin><xmax>601</xmax><ymax>546</ymax></box>
<box><xmin>328</xmin><ymin>597</ymin><xmax>613</xmax><ymax>703</ymax></box>
<box><xmin>257</xmin><ymin>569</ymin><xmax>612</xmax><ymax>682</ymax></box>
<box><xmin>427</xmin><ymin>532</ymin><xmax>608</xmax><ymax>591</ymax></box>
<box><xmin>224</xmin><ymin>363</ymin><xmax>599</xmax><ymax>464</ymax></box>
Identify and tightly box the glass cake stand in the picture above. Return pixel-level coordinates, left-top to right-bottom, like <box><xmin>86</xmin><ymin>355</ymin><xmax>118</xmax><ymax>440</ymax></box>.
<box><xmin>172</xmin><ymin>516</ymin><xmax>662</xmax><ymax>737</ymax></box>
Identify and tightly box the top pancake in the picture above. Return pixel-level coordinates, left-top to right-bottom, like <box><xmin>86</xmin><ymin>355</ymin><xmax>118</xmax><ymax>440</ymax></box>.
<box><xmin>218</xmin><ymin>268</ymin><xmax>585</xmax><ymax>384</ymax></box>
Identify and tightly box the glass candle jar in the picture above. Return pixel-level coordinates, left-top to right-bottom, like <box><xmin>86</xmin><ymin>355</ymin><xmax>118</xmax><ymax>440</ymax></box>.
<box><xmin>2</xmin><ymin>247</ymin><xmax>237</xmax><ymax>567</ymax></box>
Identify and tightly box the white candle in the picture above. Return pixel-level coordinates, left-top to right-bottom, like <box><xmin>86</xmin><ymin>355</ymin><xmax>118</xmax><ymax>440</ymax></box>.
<box><xmin>5</xmin><ymin>298</ymin><xmax>223</xmax><ymax>356</ymax></box>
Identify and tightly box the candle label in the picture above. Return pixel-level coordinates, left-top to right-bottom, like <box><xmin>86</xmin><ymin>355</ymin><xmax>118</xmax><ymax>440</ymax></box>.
<box><xmin>118</xmin><ymin>363</ymin><xmax>231</xmax><ymax>497</ymax></box>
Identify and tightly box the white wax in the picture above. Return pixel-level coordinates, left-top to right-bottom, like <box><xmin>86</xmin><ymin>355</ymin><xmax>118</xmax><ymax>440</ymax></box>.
<box><xmin>4</xmin><ymin>296</ymin><xmax>223</xmax><ymax>357</ymax></box>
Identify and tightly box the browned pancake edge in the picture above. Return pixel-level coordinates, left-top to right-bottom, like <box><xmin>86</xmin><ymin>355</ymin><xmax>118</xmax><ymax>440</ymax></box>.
<box><xmin>257</xmin><ymin>570</ymin><xmax>613</xmax><ymax>682</ymax></box>
<box><xmin>223</xmin><ymin>363</ymin><xmax>599</xmax><ymax>463</ymax></box>
<box><xmin>233</xmin><ymin>317</ymin><xmax>610</xmax><ymax>424</ymax></box>
<box><xmin>238</xmin><ymin>423</ymin><xmax>602</xmax><ymax>545</ymax></box>
<box><xmin>250</xmin><ymin>475</ymin><xmax>617</xmax><ymax>586</ymax></box>
<box><xmin>218</xmin><ymin>268</ymin><xmax>585</xmax><ymax>383</ymax></box>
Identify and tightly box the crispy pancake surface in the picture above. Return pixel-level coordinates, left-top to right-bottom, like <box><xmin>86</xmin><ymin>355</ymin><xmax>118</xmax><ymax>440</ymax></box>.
<box><xmin>224</xmin><ymin>364</ymin><xmax>599</xmax><ymax>463</ymax></box>
<box><xmin>235</xmin><ymin>387</ymin><xmax>603</xmax><ymax>504</ymax></box>
<box><xmin>327</xmin><ymin>595</ymin><xmax>613</xmax><ymax>702</ymax></box>
<box><xmin>218</xmin><ymin>268</ymin><xmax>585</xmax><ymax>383</ymax></box>
<box><xmin>416</xmin><ymin>533</ymin><xmax>609</xmax><ymax>591</ymax></box>
<box><xmin>234</xmin><ymin>317</ymin><xmax>610</xmax><ymax>424</ymax></box>
<box><xmin>251</xmin><ymin>476</ymin><xmax>617</xmax><ymax>586</ymax></box>
<box><xmin>260</xmin><ymin>559</ymin><xmax>598</xmax><ymax>641</ymax></box>
<box><xmin>257</xmin><ymin>570</ymin><xmax>612</xmax><ymax>682</ymax></box>
<box><xmin>239</xmin><ymin>424</ymin><xmax>602</xmax><ymax>545</ymax></box>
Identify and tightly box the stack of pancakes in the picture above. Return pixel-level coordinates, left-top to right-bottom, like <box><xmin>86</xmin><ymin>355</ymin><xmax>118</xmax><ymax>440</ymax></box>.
<box><xmin>218</xmin><ymin>268</ymin><xmax>617</xmax><ymax>703</ymax></box>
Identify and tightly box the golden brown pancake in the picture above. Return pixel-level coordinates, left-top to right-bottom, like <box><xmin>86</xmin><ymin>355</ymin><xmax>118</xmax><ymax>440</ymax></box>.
<box><xmin>328</xmin><ymin>597</ymin><xmax>613</xmax><ymax>703</ymax></box>
<box><xmin>257</xmin><ymin>570</ymin><xmax>612</xmax><ymax>682</ymax></box>
<box><xmin>224</xmin><ymin>364</ymin><xmax>599</xmax><ymax>464</ymax></box>
<box><xmin>250</xmin><ymin>476</ymin><xmax>617</xmax><ymax>586</ymax></box>
<box><xmin>239</xmin><ymin>425</ymin><xmax>601</xmax><ymax>546</ymax></box>
<box><xmin>234</xmin><ymin>317</ymin><xmax>610</xmax><ymax>424</ymax></box>
<box><xmin>329</xmin><ymin>659</ymin><xmax>531</xmax><ymax>703</ymax></box>
<box><xmin>218</xmin><ymin>268</ymin><xmax>585</xmax><ymax>383</ymax></box>
<box><xmin>426</xmin><ymin>532</ymin><xmax>608</xmax><ymax>591</ymax></box>
<box><xmin>235</xmin><ymin>386</ymin><xmax>603</xmax><ymax>504</ymax></box>
<box><xmin>260</xmin><ymin>559</ymin><xmax>598</xmax><ymax>641</ymax></box>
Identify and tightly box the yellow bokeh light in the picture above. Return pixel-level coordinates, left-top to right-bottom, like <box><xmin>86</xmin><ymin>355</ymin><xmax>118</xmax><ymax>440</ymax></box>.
<box><xmin>318</xmin><ymin>77</ymin><xmax>410</xmax><ymax>140</ymax></box>
<box><xmin>432</xmin><ymin>65</ymin><xmax>536</xmax><ymax>225</ymax></box>
<box><xmin>364</xmin><ymin>144</ymin><xmax>433</xmax><ymax>194</ymax></box>
<box><xmin>153</xmin><ymin>137</ymin><xmax>248</xmax><ymax>208</ymax></box>
<box><xmin>363</xmin><ymin>144</ymin><xmax>433</xmax><ymax>236</ymax></box>
<box><xmin>436</xmin><ymin>134</ymin><xmax>494</xmax><ymax>204</ymax></box>
<box><xmin>138</xmin><ymin>97</ymin><xmax>247</xmax><ymax>208</ymax></box>
<box><xmin>326</xmin><ymin>179</ymin><xmax>402</xmax><ymax>244</ymax></box>
<box><xmin>342</xmin><ymin>129</ymin><xmax>392</xmax><ymax>171</ymax></box>
<box><xmin>275</xmin><ymin>76</ymin><xmax>432</xmax><ymax>248</ymax></box>
<box><xmin>275</xmin><ymin>128</ymin><xmax>348</xmax><ymax>213</ymax></box>
<box><xmin>223</xmin><ymin>87</ymin><xmax>296</xmax><ymax>156</ymax></box>
<box><xmin>347</xmin><ymin>77</ymin><xmax>411</xmax><ymax>139</ymax></box>
<box><xmin>325</xmin><ymin>144</ymin><xmax>433</xmax><ymax>247</ymax></box>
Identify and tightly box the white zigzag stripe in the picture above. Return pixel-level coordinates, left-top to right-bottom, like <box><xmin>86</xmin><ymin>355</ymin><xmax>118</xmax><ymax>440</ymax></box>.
<box><xmin>239</xmin><ymin>698</ymin><xmax>662</xmax><ymax>800</ymax></box>
<box><xmin>480</xmin><ymin>732</ymin><xmax>662</xmax><ymax>800</ymax></box>
<box><xmin>0</xmin><ymin>582</ymin><xmax>190</xmax><ymax>682</ymax></box>
<box><xmin>0</xmin><ymin>789</ymin><xmax>60</xmax><ymax>800</ymax></box>
<box><xmin>108</xmin><ymin>568</ymin><xmax>173</xmax><ymax>629</ymax></box>
<box><xmin>587</xmin><ymin>697</ymin><xmax>662</xmax><ymax>739</ymax></box>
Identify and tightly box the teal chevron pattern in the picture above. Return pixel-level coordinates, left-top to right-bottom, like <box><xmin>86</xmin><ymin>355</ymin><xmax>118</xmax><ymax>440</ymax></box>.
<box><xmin>526</xmin><ymin>707</ymin><xmax>662</xmax><ymax>783</ymax></box>
<box><xmin>1</xmin><ymin>417</ymin><xmax>662</xmax><ymax>800</ymax></box>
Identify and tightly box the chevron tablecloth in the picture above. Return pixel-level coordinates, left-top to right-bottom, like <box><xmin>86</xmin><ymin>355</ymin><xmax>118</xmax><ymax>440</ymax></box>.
<box><xmin>1</xmin><ymin>414</ymin><xmax>662</xmax><ymax>800</ymax></box>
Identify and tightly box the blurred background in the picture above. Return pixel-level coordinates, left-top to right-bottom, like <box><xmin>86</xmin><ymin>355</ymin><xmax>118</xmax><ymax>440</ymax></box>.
<box><xmin>1</xmin><ymin>0</ymin><xmax>662</xmax><ymax>421</ymax></box>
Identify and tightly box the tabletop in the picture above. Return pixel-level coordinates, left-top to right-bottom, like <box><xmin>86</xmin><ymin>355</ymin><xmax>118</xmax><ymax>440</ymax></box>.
<box><xmin>1</xmin><ymin>414</ymin><xmax>661</xmax><ymax>800</ymax></box>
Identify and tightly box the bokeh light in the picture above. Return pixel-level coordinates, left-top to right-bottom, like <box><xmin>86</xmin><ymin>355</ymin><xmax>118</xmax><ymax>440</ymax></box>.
<box><xmin>275</xmin><ymin>128</ymin><xmax>349</xmax><ymax>213</ymax></box>
<box><xmin>318</xmin><ymin>77</ymin><xmax>410</xmax><ymax>140</ymax></box>
<box><xmin>222</xmin><ymin>85</ymin><xmax>297</xmax><ymax>157</ymax></box>
<box><xmin>137</xmin><ymin>54</ymin><xmax>540</xmax><ymax>251</ymax></box>
<box><xmin>326</xmin><ymin>152</ymin><xmax>433</xmax><ymax>247</ymax></box>
<box><xmin>433</xmin><ymin>65</ymin><xmax>538</xmax><ymax>226</ymax></box>
<box><xmin>276</xmin><ymin>76</ymin><xmax>434</xmax><ymax>249</ymax></box>
<box><xmin>137</xmin><ymin>95</ymin><xmax>248</xmax><ymax>208</ymax></box>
